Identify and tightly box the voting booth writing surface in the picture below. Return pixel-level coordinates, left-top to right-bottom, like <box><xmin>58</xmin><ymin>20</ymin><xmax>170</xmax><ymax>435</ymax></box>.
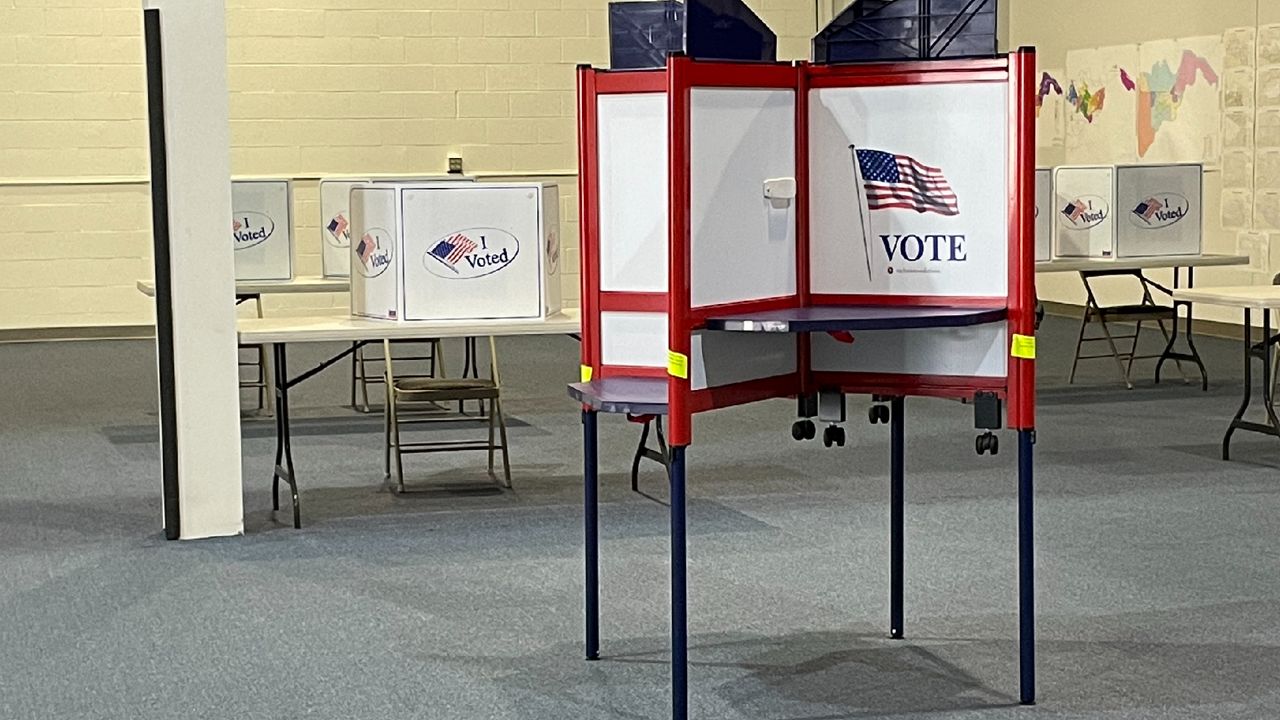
<box><xmin>231</xmin><ymin>180</ymin><xmax>293</xmax><ymax>281</ymax></box>
<box><xmin>349</xmin><ymin>182</ymin><xmax>561</xmax><ymax>321</ymax></box>
<box><xmin>576</xmin><ymin>53</ymin><xmax>1036</xmax><ymax>447</ymax></box>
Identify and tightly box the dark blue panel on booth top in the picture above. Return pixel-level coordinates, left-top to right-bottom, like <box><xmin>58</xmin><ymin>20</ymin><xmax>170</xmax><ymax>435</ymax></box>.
<box><xmin>813</xmin><ymin>0</ymin><xmax>998</xmax><ymax>64</ymax></box>
<box><xmin>608</xmin><ymin>0</ymin><xmax>778</xmax><ymax>70</ymax></box>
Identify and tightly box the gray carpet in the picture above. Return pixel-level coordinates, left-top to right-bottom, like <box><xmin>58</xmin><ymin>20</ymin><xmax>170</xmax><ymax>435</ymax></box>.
<box><xmin>2</xmin><ymin>316</ymin><xmax>1280</xmax><ymax>719</ymax></box>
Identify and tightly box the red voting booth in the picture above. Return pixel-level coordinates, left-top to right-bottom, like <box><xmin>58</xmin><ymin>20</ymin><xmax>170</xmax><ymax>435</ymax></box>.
<box><xmin>572</xmin><ymin>50</ymin><xmax>1038</xmax><ymax>719</ymax></box>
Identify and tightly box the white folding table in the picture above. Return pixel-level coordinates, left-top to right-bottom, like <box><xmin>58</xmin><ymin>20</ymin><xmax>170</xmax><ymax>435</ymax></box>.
<box><xmin>1172</xmin><ymin>286</ymin><xmax>1280</xmax><ymax>459</ymax></box>
<box><xmin>139</xmin><ymin>276</ymin><xmax>351</xmax><ymax>413</ymax></box>
<box><xmin>136</xmin><ymin>276</ymin><xmax>350</xmax><ymax>298</ymax></box>
<box><xmin>236</xmin><ymin>310</ymin><xmax>581</xmax><ymax>528</ymax></box>
<box><xmin>1036</xmin><ymin>254</ymin><xmax>1250</xmax><ymax>389</ymax></box>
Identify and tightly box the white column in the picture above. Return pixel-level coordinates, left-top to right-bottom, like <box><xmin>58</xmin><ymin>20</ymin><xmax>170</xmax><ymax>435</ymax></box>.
<box><xmin>144</xmin><ymin>0</ymin><xmax>244</xmax><ymax>539</ymax></box>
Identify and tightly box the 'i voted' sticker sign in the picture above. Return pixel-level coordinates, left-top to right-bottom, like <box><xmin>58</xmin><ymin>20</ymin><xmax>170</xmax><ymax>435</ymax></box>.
<box><xmin>232</xmin><ymin>211</ymin><xmax>274</xmax><ymax>250</ymax></box>
<box><xmin>423</xmin><ymin>228</ymin><xmax>520</xmax><ymax>279</ymax></box>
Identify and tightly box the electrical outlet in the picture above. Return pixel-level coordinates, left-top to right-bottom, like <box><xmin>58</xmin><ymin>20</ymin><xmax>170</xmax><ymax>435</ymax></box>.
<box><xmin>448</xmin><ymin>155</ymin><xmax>464</xmax><ymax>174</ymax></box>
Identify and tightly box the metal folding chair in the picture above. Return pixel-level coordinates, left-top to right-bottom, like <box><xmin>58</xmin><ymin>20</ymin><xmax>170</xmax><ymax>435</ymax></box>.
<box><xmin>382</xmin><ymin>337</ymin><xmax>511</xmax><ymax>492</ymax></box>
<box><xmin>351</xmin><ymin>339</ymin><xmax>444</xmax><ymax>413</ymax></box>
<box><xmin>236</xmin><ymin>294</ymin><xmax>269</xmax><ymax>413</ymax></box>
<box><xmin>1068</xmin><ymin>269</ymin><xmax>1187</xmax><ymax>389</ymax></box>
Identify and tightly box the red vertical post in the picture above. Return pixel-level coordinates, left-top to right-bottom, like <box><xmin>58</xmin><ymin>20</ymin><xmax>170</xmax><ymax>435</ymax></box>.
<box><xmin>576</xmin><ymin>65</ymin><xmax>601</xmax><ymax>380</ymax></box>
<box><xmin>667</xmin><ymin>55</ymin><xmax>693</xmax><ymax>446</ymax></box>
<box><xmin>795</xmin><ymin>62</ymin><xmax>813</xmax><ymax>395</ymax></box>
<box><xmin>1007</xmin><ymin>48</ymin><xmax>1037</xmax><ymax>430</ymax></box>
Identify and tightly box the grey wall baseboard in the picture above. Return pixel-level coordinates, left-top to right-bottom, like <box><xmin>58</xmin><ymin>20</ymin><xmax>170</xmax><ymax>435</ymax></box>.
<box><xmin>0</xmin><ymin>325</ymin><xmax>155</xmax><ymax>344</ymax></box>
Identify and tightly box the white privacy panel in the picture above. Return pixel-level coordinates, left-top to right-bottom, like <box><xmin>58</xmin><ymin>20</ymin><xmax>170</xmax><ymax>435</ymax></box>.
<box><xmin>601</xmin><ymin>311</ymin><xmax>668</xmax><ymax>368</ymax></box>
<box><xmin>691</xmin><ymin>331</ymin><xmax>795</xmax><ymax>391</ymax></box>
<box><xmin>690</xmin><ymin>88</ymin><xmax>797</xmax><ymax>307</ymax></box>
<box><xmin>349</xmin><ymin>185</ymin><xmax>400</xmax><ymax>320</ymax></box>
<box><xmin>810</xmin><ymin>82</ymin><xmax>1009</xmax><ymax>297</ymax></box>
<box><xmin>1115</xmin><ymin>163</ymin><xmax>1202</xmax><ymax>258</ymax></box>
<box><xmin>598</xmin><ymin>93</ymin><xmax>668</xmax><ymax>293</ymax></box>
<box><xmin>1053</xmin><ymin>165</ymin><xmax>1115</xmax><ymax>258</ymax></box>
<box><xmin>231</xmin><ymin>180</ymin><xmax>293</xmax><ymax>281</ymax></box>
<box><xmin>319</xmin><ymin>178</ymin><xmax>366</xmax><ymax>278</ymax></box>
<box><xmin>1035</xmin><ymin>169</ymin><xmax>1052</xmax><ymax>262</ymax></box>
<box><xmin>811</xmin><ymin>323</ymin><xmax>1007</xmax><ymax>377</ymax></box>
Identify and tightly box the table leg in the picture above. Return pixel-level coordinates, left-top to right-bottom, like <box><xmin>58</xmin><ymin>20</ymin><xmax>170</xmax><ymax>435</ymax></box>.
<box><xmin>889</xmin><ymin>395</ymin><xmax>904</xmax><ymax>640</ymax></box>
<box><xmin>583</xmin><ymin>409</ymin><xmax>600</xmax><ymax>661</ymax></box>
<box><xmin>1018</xmin><ymin>428</ymin><xmax>1036</xmax><ymax>706</ymax></box>
<box><xmin>271</xmin><ymin>343</ymin><xmax>301</xmax><ymax>528</ymax></box>
<box><xmin>1223</xmin><ymin>309</ymin><xmax>1253</xmax><ymax>461</ymax></box>
<box><xmin>670</xmin><ymin>445</ymin><xmax>688</xmax><ymax>720</ymax></box>
<box><xmin>1263</xmin><ymin>310</ymin><xmax>1280</xmax><ymax>433</ymax></box>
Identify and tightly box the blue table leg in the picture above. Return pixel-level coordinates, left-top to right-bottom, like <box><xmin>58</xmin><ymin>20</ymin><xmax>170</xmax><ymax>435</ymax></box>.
<box><xmin>670</xmin><ymin>445</ymin><xmax>688</xmax><ymax>720</ymax></box>
<box><xmin>890</xmin><ymin>396</ymin><xmax>905</xmax><ymax>640</ymax></box>
<box><xmin>1018</xmin><ymin>428</ymin><xmax>1036</xmax><ymax>705</ymax></box>
<box><xmin>584</xmin><ymin>410</ymin><xmax>599</xmax><ymax>661</ymax></box>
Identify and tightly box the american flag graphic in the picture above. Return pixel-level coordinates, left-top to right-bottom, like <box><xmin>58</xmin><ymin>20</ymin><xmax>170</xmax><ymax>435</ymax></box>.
<box><xmin>855</xmin><ymin>148</ymin><xmax>959</xmax><ymax>216</ymax></box>
<box><xmin>356</xmin><ymin>233</ymin><xmax>377</xmax><ymax>265</ymax></box>
<box><xmin>233</xmin><ymin>219</ymin><xmax>243</xmax><ymax>232</ymax></box>
<box><xmin>428</xmin><ymin>233</ymin><xmax>477</xmax><ymax>272</ymax></box>
<box><xmin>327</xmin><ymin>214</ymin><xmax>350</xmax><ymax>243</ymax></box>
<box><xmin>1132</xmin><ymin>197</ymin><xmax>1163</xmax><ymax>223</ymax></box>
<box><xmin>1061</xmin><ymin>199</ymin><xmax>1088</xmax><ymax>223</ymax></box>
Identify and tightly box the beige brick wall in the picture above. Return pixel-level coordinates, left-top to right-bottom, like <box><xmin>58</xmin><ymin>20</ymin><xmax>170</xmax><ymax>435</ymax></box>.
<box><xmin>0</xmin><ymin>0</ymin><xmax>822</xmax><ymax>330</ymax></box>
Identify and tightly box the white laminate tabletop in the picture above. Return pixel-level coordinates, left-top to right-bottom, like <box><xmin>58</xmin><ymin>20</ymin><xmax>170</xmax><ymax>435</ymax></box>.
<box><xmin>136</xmin><ymin>276</ymin><xmax>350</xmax><ymax>298</ymax></box>
<box><xmin>237</xmin><ymin>309</ymin><xmax>581</xmax><ymax>345</ymax></box>
<box><xmin>1172</xmin><ymin>286</ymin><xmax>1280</xmax><ymax>310</ymax></box>
<box><xmin>1036</xmin><ymin>254</ymin><xmax>1250</xmax><ymax>274</ymax></box>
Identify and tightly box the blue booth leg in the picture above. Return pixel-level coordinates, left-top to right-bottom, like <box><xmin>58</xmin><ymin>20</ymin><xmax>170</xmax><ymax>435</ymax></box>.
<box><xmin>670</xmin><ymin>445</ymin><xmax>688</xmax><ymax>720</ymax></box>
<box><xmin>584</xmin><ymin>410</ymin><xmax>599</xmax><ymax>661</ymax></box>
<box><xmin>1018</xmin><ymin>428</ymin><xmax>1036</xmax><ymax>705</ymax></box>
<box><xmin>890</xmin><ymin>396</ymin><xmax>905</xmax><ymax>640</ymax></box>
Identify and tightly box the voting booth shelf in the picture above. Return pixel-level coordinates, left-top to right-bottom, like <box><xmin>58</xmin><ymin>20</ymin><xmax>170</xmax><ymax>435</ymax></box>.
<box><xmin>348</xmin><ymin>182</ymin><xmax>562</xmax><ymax>322</ymax></box>
<box><xmin>231</xmin><ymin>179</ymin><xmax>294</xmax><ymax>282</ymax></box>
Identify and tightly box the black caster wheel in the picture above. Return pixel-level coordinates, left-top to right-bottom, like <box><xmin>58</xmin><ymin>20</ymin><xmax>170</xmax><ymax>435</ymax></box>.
<box><xmin>824</xmin><ymin>425</ymin><xmax>846</xmax><ymax>448</ymax></box>
<box><xmin>792</xmin><ymin>419</ymin><xmax>816</xmax><ymax>441</ymax></box>
<box><xmin>976</xmin><ymin>432</ymin><xmax>999</xmax><ymax>456</ymax></box>
<box><xmin>868</xmin><ymin>404</ymin><xmax>889</xmax><ymax>424</ymax></box>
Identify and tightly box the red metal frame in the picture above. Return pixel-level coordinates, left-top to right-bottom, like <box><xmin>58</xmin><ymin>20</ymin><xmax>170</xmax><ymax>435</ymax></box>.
<box><xmin>1007</xmin><ymin>48</ymin><xmax>1037</xmax><ymax>430</ymax></box>
<box><xmin>576</xmin><ymin>66</ymin><xmax>600</xmax><ymax>380</ymax></box>
<box><xmin>576</xmin><ymin>51</ymin><xmax>1038</xmax><ymax>441</ymax></box>
<box><xmin>667</xmin><ymin>56</ymin><xmax>694</xmax><ymax>446</ymax></box>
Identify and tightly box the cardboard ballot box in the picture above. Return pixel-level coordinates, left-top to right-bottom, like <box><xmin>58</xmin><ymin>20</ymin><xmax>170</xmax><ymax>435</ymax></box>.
<box><xmin>1052</xmin><ymin>165</ymin><xmax>1115</xmax><ymax>259</ymax></box>
<box><xmin>348</xmin><ymin>182</ymin><xmax>562</xmax><ymax>321</ymax></box>
<box><xmin>320</xmin><ymin>176</ymin><xmax>477</xmax><ymax>278</ymax></box>
<box><xmin>231</xmin><ymin>180</ymin><xmax>293</xmax><ymax>281</ymax></box>
<box><xmin>1114</xmin><ymin>163</ymin><xmax>1202</xmax><ymax>258</ymax></box>
<box><xmin>1035</xmin><ymin>168</ymin><xmax>1052</xmax><ymax>262</ymax></box>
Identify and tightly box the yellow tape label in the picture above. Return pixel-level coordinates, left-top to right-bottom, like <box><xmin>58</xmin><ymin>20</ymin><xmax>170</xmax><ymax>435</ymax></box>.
<box><xmin>667</xmin><ymin>350</ymin><xmax>689</xmax><ymax>379</ymax></box>
<box><xmin>580</xmin><ymin>365</ymin><xmax>593</xmax><ymax>382</ymax></box>
<box><xmin>1011</xmin><ymin>334</ymin><xmax>1036</xmax><ymax>360</ymax></box>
